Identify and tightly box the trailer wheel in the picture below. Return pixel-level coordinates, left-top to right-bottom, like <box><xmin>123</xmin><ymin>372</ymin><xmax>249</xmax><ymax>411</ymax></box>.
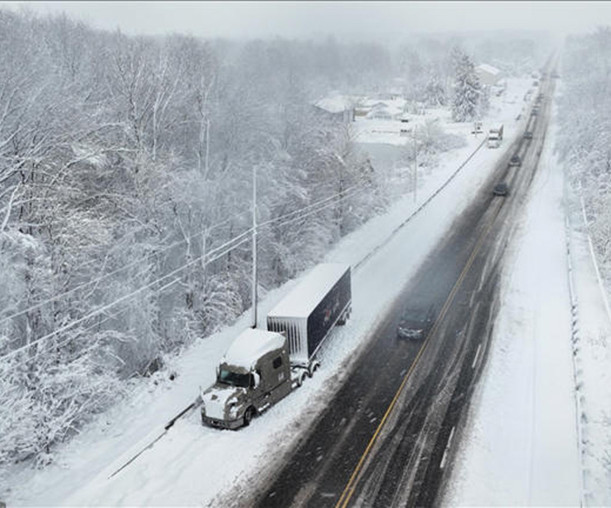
<box><xmin>297</xmin><ymin>372</ymin><xmax>307</xmax><ymax>387</ymax></box>
<box><xmin>337</xmin><ymin>307</ymin><xmax>350</xmax><ymax>325</ymax></box>
<box><xmin>243</xmin><ymin>406</ymin><xmax>255</xmax><ymax>427</ymax></box>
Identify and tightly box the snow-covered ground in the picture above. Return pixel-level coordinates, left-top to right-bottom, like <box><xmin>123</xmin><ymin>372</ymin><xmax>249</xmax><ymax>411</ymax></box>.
<box><xmin>3</xmin><ymin>77</ymin><xmax>553</xmax><ymax>506</ymax></box>
<box><xmin>443</xmin><ymin>93</ymin><xmax>611</xmax><ymax>505</ymax></box>
<box><xmin>565</xmin><ymin>192</ymin><xmax>611</xmax><ymax>505</ymax></box>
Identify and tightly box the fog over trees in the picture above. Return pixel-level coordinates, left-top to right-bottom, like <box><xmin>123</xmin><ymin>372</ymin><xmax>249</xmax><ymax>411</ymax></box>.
<box><xmin>0</xmin><ymin>7</ymin><xmax>550</xmax><ymax>468</ymax></box>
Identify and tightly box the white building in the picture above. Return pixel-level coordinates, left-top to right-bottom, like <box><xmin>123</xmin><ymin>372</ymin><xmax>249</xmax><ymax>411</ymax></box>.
<box><xmin>475</xmin><ymin>63</ymin><xmax>502</xmax><ymax>86</ymax></box>
<box><xmin>312</xmin><ymin>94</ymin><xmax>355</xmax><ymax>123</ymax></box>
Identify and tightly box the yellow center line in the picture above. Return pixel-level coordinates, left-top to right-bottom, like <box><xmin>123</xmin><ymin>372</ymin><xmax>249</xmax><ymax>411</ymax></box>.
<box><xmin>335</xmin><ymin>200</ymin><xmax>503</xmax><ymax>508</ymax></box>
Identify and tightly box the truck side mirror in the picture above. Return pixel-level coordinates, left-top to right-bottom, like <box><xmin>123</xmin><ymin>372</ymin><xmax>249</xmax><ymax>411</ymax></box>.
<box><xmin>251</xmin><ymin>371</ymin><xmax>260</xmax><ymax>389</ymax></box>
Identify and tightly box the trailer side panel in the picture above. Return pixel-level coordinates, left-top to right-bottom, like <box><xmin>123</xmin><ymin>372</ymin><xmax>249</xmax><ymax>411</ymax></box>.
<box><xmin>306</xmin><ymin>268</ymin><xmax>351</xmax><ymax>359</ymax></box>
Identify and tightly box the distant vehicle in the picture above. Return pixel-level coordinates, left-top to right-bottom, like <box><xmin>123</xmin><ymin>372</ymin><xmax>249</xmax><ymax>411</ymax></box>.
<box><xmin>397</xmin><ymin>307</ymin><xmax>435</xmax><ymax>341</ymax></box>
<box><xmin>493</xmin><ymin>182</ymin><xmax>510</xmax><ymax>196</ymax></box>
<box><xmin>509</xmin><ymin>154</ymin><xmax>521</xmax><ymax>166</ymax></box>
<box><xmin>201</xmin><ymin>263</ymin><xmax>352</xmax><ymax>429</ymax></box>
<box><xmin>531</xmin><ymin>108</ymin><xmax>538</xmax><ymax>116</ymax></box>
<box><xmin>471</xmin><ymin>121</ymin><xmax>483</xmax><ymax>134</ymax></box>
<box><xmin>524</xmin><ymin>131</ymin><xmax>533</xmax><ymax>139</ymax></box>
<box><xmin>487</xmin><ymin>124</ymin><xmax>504</xmax><ymax>148</ymax></box>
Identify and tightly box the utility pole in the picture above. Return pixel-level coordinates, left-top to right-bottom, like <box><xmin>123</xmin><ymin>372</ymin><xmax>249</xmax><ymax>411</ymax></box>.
<box><xmin>251</xmin><ymin>165</ymin><xmax>258</xmax><ymax>329</ymax></box>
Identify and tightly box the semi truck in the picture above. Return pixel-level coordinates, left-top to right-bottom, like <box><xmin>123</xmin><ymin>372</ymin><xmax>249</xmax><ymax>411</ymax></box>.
<box><xmin>487</xmin><ymin>124</ymin><xmax>504</xmax><ymax>148</ymax></box>
<box><xmin>201</xmin><ymin>263</ymin><xmax>351</xmax><ymax>429</ymax></box>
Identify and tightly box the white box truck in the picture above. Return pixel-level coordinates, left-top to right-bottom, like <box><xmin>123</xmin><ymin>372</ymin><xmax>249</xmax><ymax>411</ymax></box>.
<box><xmin>487</xmin><ymin>124</ymin><xmax>504</xmax><ymax>148</ymax></box>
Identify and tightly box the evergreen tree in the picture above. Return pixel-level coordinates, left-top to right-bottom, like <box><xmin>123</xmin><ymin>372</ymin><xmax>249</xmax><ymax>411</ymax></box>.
<box><xmin>451</xmin><ymin>52</ymin><xmax>482</xmax><ymax>122</ymax></box>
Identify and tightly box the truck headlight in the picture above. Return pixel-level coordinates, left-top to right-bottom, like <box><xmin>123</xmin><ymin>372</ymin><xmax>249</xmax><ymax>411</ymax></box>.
<box><xmin>227</xmin><ymin>401</ymin><xmax>239</xmax><ymax>419</ymax></box>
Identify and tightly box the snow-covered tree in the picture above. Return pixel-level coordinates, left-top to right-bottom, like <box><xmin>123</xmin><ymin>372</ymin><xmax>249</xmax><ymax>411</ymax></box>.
<box><xmin>451</xmin><ymin>51</ymin><xmax>483</xmax><ymax>122</ymax></box>
<box><xmin>424</xmin><ymin>72</ymin><xmax>447</xmax><ymax>107</ymax></box>
<box><xmin>557</xmin><ymin>27</ymin><xmax>611</xmax><ymax>288</ymax></box>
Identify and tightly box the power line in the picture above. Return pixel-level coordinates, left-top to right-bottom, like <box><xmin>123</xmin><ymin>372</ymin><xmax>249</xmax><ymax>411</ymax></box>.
<box><xmin>260</xmin><ymin>180</ymin><xmax>375</xmax><ymax>231</ymax></box>
<box><xmin>0</xmin><ymin>210</ymin><xmax>252</xmax><ymax>328</ymax></box>
<box><xmin>0</xmin><ymin>177</ymin><xmax>372</xmax><ymax>327</ymax></box>
<box><xmin>257</xmin><ymin>181</ymin><xmax>365</xmax><ymax>228</ymax></box>
<box><xmin>0</xmin><ymin>234</ymin><xmax>251</xmax><ymax>361</ymax></box>
<box><xmin>1</xmin><ymin>173</ymin><xmax>377</xmax><ymax>360</ymax></box>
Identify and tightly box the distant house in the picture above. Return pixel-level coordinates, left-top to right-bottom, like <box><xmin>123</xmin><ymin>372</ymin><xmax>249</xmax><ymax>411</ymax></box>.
<box><xmin>354</xmin><ymin>105</ymin><xmax>370</xmax><ymax>118</ymax></box>
<box><xmin>312</xmin><ymin>94</ymin><xmax>355</xmax><ymax>123</ymax></box>
<box><xmin>366</xmin><ymin>103</ymin><xmax>394</xmax><ymax>120</ymax></box>
<box><xmin>363</xmin><ymin>98</ymin><xmax>405</xmax><ymax>121</ymax></box>
<box><xmin>475</xmin><ymin>64</ymin><xmax>502</xmax><ymax>86</ymax></box>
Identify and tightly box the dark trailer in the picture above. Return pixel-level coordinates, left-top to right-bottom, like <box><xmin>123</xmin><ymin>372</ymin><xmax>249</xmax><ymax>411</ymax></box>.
<box><xmin>267</xmin><ymin>263</ymin><xmax>351</xmax><ymax>369</ymax></box>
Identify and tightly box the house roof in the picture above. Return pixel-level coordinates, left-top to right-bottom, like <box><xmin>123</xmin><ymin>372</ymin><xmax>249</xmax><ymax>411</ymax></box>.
<box><xmin>366</xmin><ymin>101</ymin><xmax>404</xmax><ymax>118</ymax></box>
<box><xmin>314</xmin><ymin>95</ymin><xmax>354</xmax><ymax>114</ymax></box>
<box><xmin>477</xmin><ymin>63</ymin><xmax>501</xmax><ymax>76</ymax></box>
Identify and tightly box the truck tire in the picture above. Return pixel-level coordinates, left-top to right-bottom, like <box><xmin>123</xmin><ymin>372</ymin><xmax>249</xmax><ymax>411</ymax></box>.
<box><xmin>297</xmin><ymin>371</ymin><xmax>307</xmax><ymax>387</ymax></box>
<box><xmin>308</xmin><ymin>361</ymin><xmax>320</xmax><ymax>378</ymax></box>
<box><xmin>337</xmin><ymin>307</ymin><xmax>350</xmax><ymax>325</ymax></box>
<box><xmin>243</xmin><ymin>406</ymin><xmax>255</xmax><ymax>427</ymax></box>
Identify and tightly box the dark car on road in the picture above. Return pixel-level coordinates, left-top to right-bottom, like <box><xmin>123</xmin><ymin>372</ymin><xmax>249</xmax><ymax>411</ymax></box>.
<box><xmin>493</xmin><ymin>182</ymin><xmax>509</xmax><ymax>196</ymax></box>
<box><xmin>524</xmin><ymin>131</ymin><xmax>533</xmax><ymax>139</ymax></box>
<box><xmin>397</xmin><ymin>307</ymin><xmax>435</xmax><ymax>341</ymax></box>
<box><xmin>509</xmin><ymin>154</ymin><xmax>521</xmax><ymax>166</ymax></box>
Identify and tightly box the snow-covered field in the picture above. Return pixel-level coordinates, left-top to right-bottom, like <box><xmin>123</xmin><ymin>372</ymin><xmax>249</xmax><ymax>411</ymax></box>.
<box><xmin>7</xmin><ymin>76</ymin><xmax>594</xmax><ymax>507</ymax></box>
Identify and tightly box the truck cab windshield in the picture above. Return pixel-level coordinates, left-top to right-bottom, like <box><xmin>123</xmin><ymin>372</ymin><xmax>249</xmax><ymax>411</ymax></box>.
<box><xmin>218</xmin><ymin>368</ymin><xmax>251</xmax><ymax>388</ymax></box>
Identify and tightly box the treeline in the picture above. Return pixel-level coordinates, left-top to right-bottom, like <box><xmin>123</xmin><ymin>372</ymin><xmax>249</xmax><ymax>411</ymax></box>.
<box><xmin>557</xmin><ymin>28</ymin><xmax>611</xmax><ymax>284</ymax></box>
<box><xmin>0</xmin><ymin>9</ymin><xmax>390</xmax><ymax>466</ymax></box>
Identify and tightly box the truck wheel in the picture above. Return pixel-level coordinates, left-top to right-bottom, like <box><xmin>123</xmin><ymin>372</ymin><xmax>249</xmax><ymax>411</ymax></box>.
<box><xmin>308</xmin><ymin>362</ymin><xmax>320</xmax><ymax>378</ymax></box>
<box><xmin>243</xmin><ymin>407</ymin><xmax>255</xmax><ymax>427</ymax></box>
<box><xmin>337</xmin><ymin>308</ymin><xmax>350</xmax><ymax>325</ymax></box>
<box><xmin>297</xmin><ymin>372</ymin><xmax>307</xmax><ymax>387</ymax></box>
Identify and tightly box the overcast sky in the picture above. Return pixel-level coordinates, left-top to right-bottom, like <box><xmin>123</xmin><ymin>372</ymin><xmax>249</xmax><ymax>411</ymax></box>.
<box><xmin>2</xmin><ymin>1</ymin><xmax>611</xmax><ymax>40</ymax></box>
